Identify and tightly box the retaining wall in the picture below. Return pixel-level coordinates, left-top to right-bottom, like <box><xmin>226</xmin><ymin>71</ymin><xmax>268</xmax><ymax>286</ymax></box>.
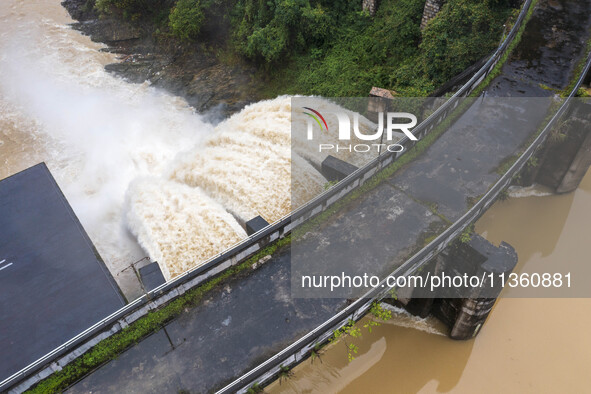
<box><xmin>421</xmin><ymin>0</ymin><xmax>445</xmax><ymax>29</ymax></box>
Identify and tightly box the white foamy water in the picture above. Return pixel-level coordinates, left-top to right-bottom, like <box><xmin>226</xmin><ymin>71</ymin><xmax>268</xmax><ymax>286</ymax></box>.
<box><xmin>378</xmin><ymin>303</ymin><xmax>447</xmax><ymax>336</ymax></box>
<box><xmin>507</xmin><ymin>184</ymin><xmax>554</xmax><ymax>198</ymax></box>
<box><xmin>168</xmin><ymin>96</ymin><xmax>295</xmax><ymax>222</ymax></box>
<box><xmin>128</xmin><ymin>96</ymin><xmax>330</xmax><ymax>279</ymax></box>
<box><xmin>125</xmin><ymin>178</ymin><xmax>247</xmax><ymax>279</ymax></box>
<box><xmin>0</xmin><ymin>0</ymin><xmax>380</xmax><ymax>287</ymax></box>
<box><xmin>167</xmin><ymin>96</ymin><xmax>328</xmax><ymax>222</ymax></box>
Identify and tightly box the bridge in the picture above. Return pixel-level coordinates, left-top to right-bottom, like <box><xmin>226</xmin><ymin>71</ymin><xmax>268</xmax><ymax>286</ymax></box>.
<box><xmin>3</xmin><ymin>0</ymin><xmax>591</xmax><ymax>392</ymax></box>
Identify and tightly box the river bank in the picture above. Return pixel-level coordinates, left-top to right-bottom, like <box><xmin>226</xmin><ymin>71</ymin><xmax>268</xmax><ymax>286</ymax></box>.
<box><xmin>61</xmin><ymin>0</ymin><xmax>264</xmax><ymax>117</ymax></box>
<box><xmin>60</xmin><ymin>0</ymin><xmax>517</xmax><ymax>114</ymax></box>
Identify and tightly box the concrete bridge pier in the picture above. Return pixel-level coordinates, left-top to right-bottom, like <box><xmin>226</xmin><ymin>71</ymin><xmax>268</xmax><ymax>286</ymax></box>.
<box><xmin>389</xmin><ymin>235</ymin><xmax>517</xmax><ymax>340</ymax></box>
<box><xmin>435</xmin><ymin>236</ymin><xmax>517</xmax><ymax>340</ymax></box>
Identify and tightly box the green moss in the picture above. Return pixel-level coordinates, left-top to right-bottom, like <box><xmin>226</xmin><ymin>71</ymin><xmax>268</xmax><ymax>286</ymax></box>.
<box><xmin>323</xmin><ymin>179</ymin><xmax>339</xmax><ymax>190</ymax></box>
<box><xmin>459</xmin><ymin>223</ymin><xmax>474</xmax><ymax>243</ymax></box>
<box><xmin>576</xmin><ymin>87</ymin><xmax>591</xmax><ymax>97</ymax></box>
<box><xmin>539</xmin><ymin>83</ymin><xmax>560</xmax><ymax>93</ymax></box>
<box><xmin>246</xmin><ymin>382</ymin><xmax>264</xmax><ymax>393</ymax></box>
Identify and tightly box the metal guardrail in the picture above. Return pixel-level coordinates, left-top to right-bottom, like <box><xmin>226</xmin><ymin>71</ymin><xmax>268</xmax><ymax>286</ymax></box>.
<box><xmin>222</xmin><ymin>53</ymin><xmax>591</xmax><ymax>392</ymax></box>
<box><xmin>220</xmin><ymin>47</ymin><xmax>591</xmax><ymax>394</ymax></box>
<box><xmin>218</xmin><ymin>7</ymin><xmax>591</xmax><ymax>394</ymax></box>
<box><xmin>0</xmin><ymin>1</ymin><xmax>535</xmax><ymax>392</ymax></box>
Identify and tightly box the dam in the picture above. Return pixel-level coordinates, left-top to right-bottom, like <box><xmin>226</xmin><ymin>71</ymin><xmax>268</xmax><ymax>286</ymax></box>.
<box><xmin>1</xmin><ymin>0</ymin><xmax>591</xmax><ymax>392</ymax></box>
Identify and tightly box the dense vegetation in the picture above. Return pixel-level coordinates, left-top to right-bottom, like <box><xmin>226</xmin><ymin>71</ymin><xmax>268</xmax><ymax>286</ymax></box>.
<box><xmin>94</xmin><ymin>0</ymin><xmax>516</xmax><ymax>96</ymax></box>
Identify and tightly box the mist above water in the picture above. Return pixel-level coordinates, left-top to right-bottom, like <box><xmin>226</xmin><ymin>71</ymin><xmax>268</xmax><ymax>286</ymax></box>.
<box><xmin>0</xmin><ymin>17</ymin><xmax>214</xmax><ymax>275</ymax></box>
<box><xmin>0</xmin><ymin>1</ymin><xmax>317</xmax><ymax>283</ymax></box>
<box><xmin>0</xmin><ymin>0</ymin><xmax>383</xmax><ymax>284</ymax></box>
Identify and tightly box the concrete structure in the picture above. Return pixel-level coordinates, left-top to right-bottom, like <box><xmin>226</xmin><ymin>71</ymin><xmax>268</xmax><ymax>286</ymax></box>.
<box><xmin>0</xmin><ymin>163</ymin><xmax>125</xmax><ymax>383</ymax></box>
<box><xmin>321</xmin><ymin>155</ymin><xmax>359</xmax><ymax>182</ymax></box>
<box><xmin>399</xmin><ymin>235</ymin><xmax>518</xmax><ymax>340</ymax></box>
<box><xmin>245</xmin><ymin>215</ymin><xmax>270</xmax><ymax>236</ymax></box>
<box><xmin>367</xmin><ymin>86</ymin><xmax>396</xmax><ymax>122</ymax></box>
<box><xmin>362</xmin><ymin>0</ymin><xmax>378</xmax><ymax>17</ymax></box>
<box><xmin>421</xmin><ymin>0</ymin><xmax>445</xmax><ymax>29</ymax></box>
<box><xmin>139</xmin><ymin>262</ymin><xmax>166</xmax><ymax>292</ymax></box>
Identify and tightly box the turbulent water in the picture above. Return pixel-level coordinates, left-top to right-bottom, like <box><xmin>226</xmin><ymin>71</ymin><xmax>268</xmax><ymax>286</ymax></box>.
<box><xmin>127</xmin><ymin>96</ymin><xmax>382</xmax><ymax>280</ymax></box>
<box><xmin>0</xmin><ymin>0</ymin><xmax>215</xmax><ymax>286</ymax></box>
<box><xmin>0</xmin><ymin>0</ymin><xmax>383</xmax><ymax>286</ymax></box>
<box><xmin>126</xmin><ymin>96</ymin><xmax>329</xmax><ymax>280</ymax></box>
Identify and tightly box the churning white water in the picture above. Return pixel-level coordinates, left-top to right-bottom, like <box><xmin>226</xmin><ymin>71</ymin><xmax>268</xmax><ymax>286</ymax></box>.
<box><xmin>507</xmin><ymin>184</ymin><xmax>554</xmax><ymax>198</ymax></box>
<box><xmin>125</xmin><ymin>178</ymin><xmax>248</xmax><ymax>280</ymax></box>
<box><xmin>0</xmin><ymin>0</ymin><xmax>217</xmax><ymax>289</ymax></box>
<box><xmin>125</xmin><ymin>96</ymin><xmax>324</xmax><ymax>280</ymax></box>
<box><xmin>0</xmin><ymin>0</ymin><xmax>381</xmax><ymax>287</ymax></box>
<box><xmin>378</xmin><ymin>303</ymin><xmax>447</xmax><ymax>336</ymax></box>
<box><xmin>126</xmin><ymin>96</ymin><xmax>366</xmax><ymax>280</ymax></box>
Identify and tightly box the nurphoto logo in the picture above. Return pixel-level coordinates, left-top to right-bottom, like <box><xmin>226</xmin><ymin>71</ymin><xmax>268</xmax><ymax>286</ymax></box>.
<box><xmin>303</xmin><ymin>107</ymin><xmax>418</xmax><ymax>153</ymax></box>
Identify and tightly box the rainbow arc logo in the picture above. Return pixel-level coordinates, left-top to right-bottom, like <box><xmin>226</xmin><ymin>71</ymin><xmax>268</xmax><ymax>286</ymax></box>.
<box><xmin>303</xmin><ymin>107</ymin><xmax>328</xmax><ymax>133</ymax></box>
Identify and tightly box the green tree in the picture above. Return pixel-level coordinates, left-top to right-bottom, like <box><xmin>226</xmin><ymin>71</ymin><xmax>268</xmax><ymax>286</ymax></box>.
<box><xmin>95</xmin><ymin>0</ymin><xmax>165</xmax><ymax>16</ymax></box>
<box><xmin>419</xmin><ymin>0</ymin><xmax>510</xmax><ymax>86</ymax></box>
<box><xmin>169</xmin><ymin>0</ymin><xmax>205</xmax><ymax>40</ymax></box>
<box><xmin>233</xmin><ymin>0</ymin><xmax>331</xmax><ymax>63</ymax></box>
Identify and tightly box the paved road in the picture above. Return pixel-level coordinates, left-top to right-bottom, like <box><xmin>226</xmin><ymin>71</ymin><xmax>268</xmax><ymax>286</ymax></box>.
<box><xmin>67</xmin><ymin>1</ymin><xmax>591</xmax><ymax>392</ymax></box>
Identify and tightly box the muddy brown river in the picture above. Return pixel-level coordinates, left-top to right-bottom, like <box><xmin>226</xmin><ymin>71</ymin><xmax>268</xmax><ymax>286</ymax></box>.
<box><xmin>267</xmin><ymin>171</ymin><xmax>591</xmax><ymax>393</ymax></box>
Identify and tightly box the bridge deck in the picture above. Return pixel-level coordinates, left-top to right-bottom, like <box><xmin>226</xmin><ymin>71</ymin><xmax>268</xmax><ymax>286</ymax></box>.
<box><xmin>66</xmin><ymin>1</ymin><xmax>591</xmax><ymax>392</ymax></box>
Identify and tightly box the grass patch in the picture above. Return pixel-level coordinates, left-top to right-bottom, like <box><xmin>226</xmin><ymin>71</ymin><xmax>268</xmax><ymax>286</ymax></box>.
<box><xmin>459</xmin><ymin>223</ymin><xmax>474</xmax><ymax>243</ymax></box>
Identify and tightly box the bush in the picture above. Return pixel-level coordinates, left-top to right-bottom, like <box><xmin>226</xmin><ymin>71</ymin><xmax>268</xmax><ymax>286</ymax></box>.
<box><xmin>419</xmin><ymin>0</ymin><xmax>511</xmax><ymax>86</ymax></box>
<box><xmin>272</xmin><ymin>0</ymin><xmax>424</xmax><ymax>96</ymax></box>
<box><xmin>245</xmin><ymin>25</ymin><xmax>289</xmax><ymax>62</ymax></box>
<box><xmin>233</xmin><ymin>0</ymin><xmax>332</xmax><ymax>63</ymax></box>
<box><xmin>169</xmin><ymin>0</ymin><xmax>205</xmax><ymax>40</ymax></box>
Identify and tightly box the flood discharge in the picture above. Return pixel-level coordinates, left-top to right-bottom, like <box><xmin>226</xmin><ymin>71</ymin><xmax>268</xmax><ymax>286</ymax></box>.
<box><xmin>0</xmin><ymin>0</ymin><xmax>382</xmax><ymax>284</ymax></box>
